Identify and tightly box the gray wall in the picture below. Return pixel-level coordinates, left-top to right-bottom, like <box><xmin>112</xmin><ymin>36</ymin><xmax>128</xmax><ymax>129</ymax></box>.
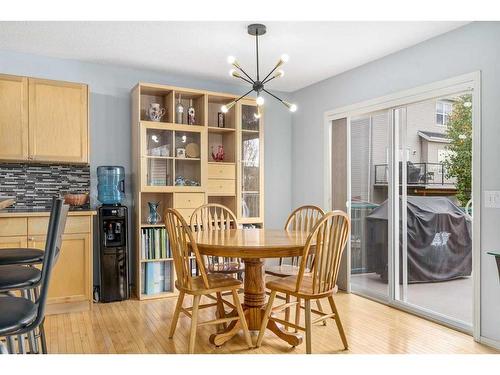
<box><xmin>0</xmin><ymin>49</ymin><xmax>292</xmax><ymax>285</ymax></box>
<box><xmin>290</xmin><ymin>21</ymin><xmax>500</xmax><ymax>344</ymax></box>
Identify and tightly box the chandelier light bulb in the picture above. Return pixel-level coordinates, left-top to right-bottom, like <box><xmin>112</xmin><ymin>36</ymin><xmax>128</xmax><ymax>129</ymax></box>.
<box><xmin>280</xmin><ymin>54</ymin><xmax>290</xmax><ymax>63</ymax></box>
<box><xmin>275</xmin><ymin>69</ymin><xmax>285</xmax><ymax>78</ymax></box>
<box><xmin>229</xmin><ymin>69</ymin><xmax>239</xmax><ymax>77</ymax></box>
<box><xmin>227</xmin><ymin>56</ymin><xmax>236</xmax><ymax>64</ymax></box>
<box><xmin>256</xmin><ymin>96</ymin><xmax>265</xmax><ymax>106</ymax></box>
<box><xmin>221</xmin><ymin>100</ymin><xmax>236</xmax><ymax>113</ymax></box>
<box><xmin>254</xmin><ymin>106</ymin><xmax>262</xmax><ymax>119</ymax></box>
<box><xmin>283</xmin><ymin>101</ymin><xmax>297</xmax><ymax>112</ymax></box>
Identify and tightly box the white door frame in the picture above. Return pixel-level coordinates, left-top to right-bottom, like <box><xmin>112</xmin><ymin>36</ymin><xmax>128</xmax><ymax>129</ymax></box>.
<box><xmin>323</xmin><ymin>71</ymin><xmax>481</xmax><ymax>340</ymax></box>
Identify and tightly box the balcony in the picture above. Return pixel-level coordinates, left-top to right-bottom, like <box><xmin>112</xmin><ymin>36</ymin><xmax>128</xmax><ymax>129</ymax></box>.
<box><xmin>374</xmin><ymin>162</ymin><xmax>456</xmax><ymax>187</ymax></box>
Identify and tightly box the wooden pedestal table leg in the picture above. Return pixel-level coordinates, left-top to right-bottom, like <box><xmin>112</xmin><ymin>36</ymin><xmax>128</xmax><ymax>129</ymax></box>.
<box><xmin>242</xmin><ymin>258</ymin><xmax>267</xmax><ymax>331</ymax></box>
<box><xmin>209</xmin><ymin>258</ymin><xmax>265</xmax><ymax>346</ymax></box>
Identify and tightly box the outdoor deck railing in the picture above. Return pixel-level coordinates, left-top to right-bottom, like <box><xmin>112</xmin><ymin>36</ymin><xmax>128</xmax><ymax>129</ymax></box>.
<box><xmin>374</xmin><ymin>162</ymin><xmax>456</xmax><ymax>186</ymax></box>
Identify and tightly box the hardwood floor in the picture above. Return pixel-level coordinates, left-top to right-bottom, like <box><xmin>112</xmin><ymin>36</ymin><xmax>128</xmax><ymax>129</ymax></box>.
<box><xmin>44</xmin><ymin>292</ymin><xmax>497</xmax><ymax>354</ymax></box>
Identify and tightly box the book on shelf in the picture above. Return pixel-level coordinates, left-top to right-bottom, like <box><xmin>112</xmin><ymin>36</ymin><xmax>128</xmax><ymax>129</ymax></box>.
<box><xmin>143</xmin><ymin>261</ymin><xmax>172</xmax><ymax>295</ymax></box>
<box><xmin>141</xmin><ymin>227</ymin><xmax>170</xmax><ymax>260</ymax></box>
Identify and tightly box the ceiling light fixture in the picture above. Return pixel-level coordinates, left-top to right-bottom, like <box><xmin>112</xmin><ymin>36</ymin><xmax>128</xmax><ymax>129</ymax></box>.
<box><xmin>221</xmin><ymin>24</ymin><xmax>297</xmax><ymax>114</ymax></box>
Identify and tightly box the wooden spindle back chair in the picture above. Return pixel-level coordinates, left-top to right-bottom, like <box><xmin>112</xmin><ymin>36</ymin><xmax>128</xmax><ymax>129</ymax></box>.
<box><xmin>165</xmin><ymin>208</ymin><xmax>209</xmax><ymax>291</ymax></box>
<box><xmin>257</xmin><ymin>210</ymin><xmax>351</xmax><ymax>354</ymax></box>
<box><xmin>190</xmin><ymin>204</ymin><xmax>243</xmax><ymax>276</ymax></box>
<box><xmin>164</xmin><ymin>208</ymin><xmax>252</xmax><ymax>353</ymax></box>
<box><xmin>266</xmin><ymin>205</ymin><xmax>325</xmax><ymax>277</ymax></box>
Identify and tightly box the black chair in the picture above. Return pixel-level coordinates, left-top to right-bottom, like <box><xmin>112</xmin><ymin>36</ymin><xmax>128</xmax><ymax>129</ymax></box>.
<box><xmin>0</xmin><ymin>198</ymin><xmax>68</xmax><ymax>354</ymax></box>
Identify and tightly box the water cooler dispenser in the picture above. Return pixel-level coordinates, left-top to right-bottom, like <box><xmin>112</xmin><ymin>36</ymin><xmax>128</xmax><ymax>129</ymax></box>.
<box><xmin>97</xmin><ymin>166</ymin><xmax>129</xmax><ymax>302</ymax></box>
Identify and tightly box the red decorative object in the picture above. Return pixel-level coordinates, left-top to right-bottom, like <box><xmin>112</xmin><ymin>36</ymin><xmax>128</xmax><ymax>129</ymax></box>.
<box><xmin>211</xmin><ymin>145</ymin><xmax>225</xmax><ymax>162</ymax></box>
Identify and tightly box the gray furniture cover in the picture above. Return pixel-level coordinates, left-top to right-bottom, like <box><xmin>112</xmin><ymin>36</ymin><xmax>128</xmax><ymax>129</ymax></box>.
<box><xmin>365</xmin><ymin>196</ymin><xmax>472</xmax><ymax>283</ymax></box>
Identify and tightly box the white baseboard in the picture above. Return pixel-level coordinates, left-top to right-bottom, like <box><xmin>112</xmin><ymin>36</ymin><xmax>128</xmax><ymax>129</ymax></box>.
<box><xmin>479</xmin><ymin>336</ymin><xmax>500</xmax><ymax>350</ymax></box>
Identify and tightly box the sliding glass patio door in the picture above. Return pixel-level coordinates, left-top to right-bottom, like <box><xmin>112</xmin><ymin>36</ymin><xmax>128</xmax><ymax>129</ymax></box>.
<box><xmin>349</xmin><ymin>110</ymin><xmax>391</xmax><ymax>300</ymax></box>
<box><xmin>395</xmin><ymin>95</ymin><xmax>473</xmax><ymax>330</ymax></box>
<box><xmin>349</xmin><ymin>91</ymin><xmax>474</xmax><ymax>331</ymax></box>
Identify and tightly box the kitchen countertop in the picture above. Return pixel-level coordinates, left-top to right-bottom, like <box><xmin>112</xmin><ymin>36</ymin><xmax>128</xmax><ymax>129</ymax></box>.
<box><xmin>0</xmin><ymin>207</ymin><xmax>97</xmax><ymax>217</ymax></box>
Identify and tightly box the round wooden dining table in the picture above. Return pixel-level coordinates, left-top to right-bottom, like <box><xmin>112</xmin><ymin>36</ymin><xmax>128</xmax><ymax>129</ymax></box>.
<box><xmin>193</xmin><ymin>228</ymin><xmax>309</xmax><ymax>347</ymax></box>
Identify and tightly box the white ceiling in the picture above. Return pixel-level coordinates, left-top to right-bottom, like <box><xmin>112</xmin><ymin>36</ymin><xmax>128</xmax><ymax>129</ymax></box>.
<box><xmin>0</xmin><ymin>21</ymin><xmax>468</xmax><ymax>92</ymax></box>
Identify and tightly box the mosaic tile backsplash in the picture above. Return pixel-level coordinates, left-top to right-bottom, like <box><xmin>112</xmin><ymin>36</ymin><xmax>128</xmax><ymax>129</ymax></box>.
<box><xmin>0</xmin><ymin>163</ymin><xmax>90</xmax><ymax>210</ymax></box>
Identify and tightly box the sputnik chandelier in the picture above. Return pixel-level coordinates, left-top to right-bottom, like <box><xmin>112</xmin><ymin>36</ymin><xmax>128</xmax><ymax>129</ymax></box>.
<box><xmin>221</xmin><ymin>24</ymin><xmax>297</xmax><ymax>118</ymax></box>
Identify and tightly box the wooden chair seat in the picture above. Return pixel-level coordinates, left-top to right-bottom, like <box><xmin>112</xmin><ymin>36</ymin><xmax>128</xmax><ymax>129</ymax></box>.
<box><xmin>266</xmin><ymin>275</ymin><xmax>334</xmax><ymax>299</ymax></box>
<box><xmin>265</xmin><ymin>264</ymin><xmax>304</xmax><ymax>277</ymax></box>
<box><xmin>175</xmin><ymin>273</ymin><xmax>242</xmax><ymax>295</ymax></box>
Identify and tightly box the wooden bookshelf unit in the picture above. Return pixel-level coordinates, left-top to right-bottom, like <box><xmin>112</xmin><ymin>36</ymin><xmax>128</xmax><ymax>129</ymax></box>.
<box><xmin>131</xmin><ymin>83</ymin><xmax>264</xmax><ymax>300</ymax></box>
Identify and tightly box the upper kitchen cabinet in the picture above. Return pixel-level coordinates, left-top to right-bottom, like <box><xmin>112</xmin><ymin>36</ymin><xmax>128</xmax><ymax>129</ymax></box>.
<box><xmin>0</xmin><ymin>74</ymin><xmax>29</xmax><ymax>161</ymax></box>
<box><xmin>28</xmin><ymin>78</ymin><xmax>89</xmax><ymax>164</ymax></box>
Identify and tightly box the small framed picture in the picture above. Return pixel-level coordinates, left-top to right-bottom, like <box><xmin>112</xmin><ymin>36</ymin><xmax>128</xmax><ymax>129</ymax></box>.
<box><xmin>176</xmin><ymin>148</ymin><xmax>186</xmax><ymax>158</ymax></box>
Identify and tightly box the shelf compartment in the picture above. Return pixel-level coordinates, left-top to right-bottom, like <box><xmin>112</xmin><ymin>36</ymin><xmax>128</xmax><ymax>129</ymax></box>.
<box><xmin>172</xmin><ymin>90</ymin><xmax>205</xmax><ymax>126</ymax></box>
<box><xmin>141</xmin><ymin>261</ymin><xmax>174</xmax><ymax>296</ymax></box>
<box><xmin>145</xmin><ymin>128</ymin><xmax>173</xmax><ymax>157</ymax></box>
<box><xmin>241</xmin><ymin>103</ymin><xmax>260</xmax><ymax>131</ymax></box>
<box><xmin>175</xmin><ymin>159</ymin><xmax>201</xmax><ymax>187</ymax></box>
<box><xmin>208</xmin><ymin>130</ymin><xmax>235</xmax><ymax>163</ymax></box>
<box><xmin>146</xmin><ymin>158</ymin><xmax>174</xmax><ymax>187</ymax></box>
<box><xmin>207</xmin><ymin>196</ymin><xmax>237</xmax><ymax>216</ymax></box>
<box><xmin>140</xmin><ymin>192</ymin><xmax>173</xmax><ymax>225</ymax></box>
<box><xmin>241</xmin><ymin>192</ymin><xmax>260</xmax><ymax>218</ymax></box>
<box><xmin>140</xmin><ymin>86</ymin><xmax>174</xmax><ymax>123</ymax></box>
<box><xmin>208</xmin><ymin>94</ymin><xmax>236</xmax><ymax>129</ymax></box>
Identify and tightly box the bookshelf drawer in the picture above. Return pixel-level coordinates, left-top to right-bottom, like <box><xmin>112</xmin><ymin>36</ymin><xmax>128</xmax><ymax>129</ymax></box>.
<box><xmin>208</xmin><ymin>163</ymin><xmax>235</xmax><ymax>179</ymax></box>
<box><xmin>207</xmin><ymin>179</ymin><xmax>235</xmax><ymax>195</ymax></box>
<box><xmin>176</xmin><ymin>208</ymin><xmax>196</xmax><ymax>223</ymax></box>
<box><xmin>174</xmin><ymin>193</ymin><xmax>205</xmax><ymax>208</ymax></box>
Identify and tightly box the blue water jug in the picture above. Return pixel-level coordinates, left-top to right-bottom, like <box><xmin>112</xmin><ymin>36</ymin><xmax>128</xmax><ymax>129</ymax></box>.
<box><xmin>97</xmin><ymin>166</ymin><xmax>125</xmax><ymax>205</ymax></box>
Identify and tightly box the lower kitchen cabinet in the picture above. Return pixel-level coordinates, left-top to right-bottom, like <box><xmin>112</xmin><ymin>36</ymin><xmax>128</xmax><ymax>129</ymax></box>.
<box><xmin>0</xmin><ymin>212</ymin><xmax>95</xmax><ymax>314</ymax></box>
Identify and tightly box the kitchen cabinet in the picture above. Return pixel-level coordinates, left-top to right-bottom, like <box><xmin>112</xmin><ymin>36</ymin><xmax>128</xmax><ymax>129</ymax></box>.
<box><xmin>28</xmin><ymin>78</ymin><xmax>89</xmax><ymax>163</ymax></box>
<box><xmin>0</xmin><ymin>73</ymin><xmax>89</xmax><ymax>164</ymax></box>
<box><xmin>0</xmin><ymin>212</ymin><xmax>94</xmax><ymax>314</ymax></box>
<box><xmin>0</xmin><ymin>74</ymin><xmax>28</xmax><ymax>161</ymax></box>
<box><xmin>28</xmin><ymin>233</ymin><xmax>91</xmax><ymax>306</ymax></box>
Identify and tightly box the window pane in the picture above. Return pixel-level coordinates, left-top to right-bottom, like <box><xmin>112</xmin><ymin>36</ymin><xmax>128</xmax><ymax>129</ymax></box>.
<box><xmin>436</xmin><ymin>113</ymin><xmax>444</xmax><ymax>125</ymax></box>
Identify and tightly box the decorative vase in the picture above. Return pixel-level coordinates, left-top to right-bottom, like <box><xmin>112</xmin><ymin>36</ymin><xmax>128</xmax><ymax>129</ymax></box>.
<box><xmin>217</xmin><ymin>112</ymin><xmax>225</xmax><ymax>128</ymax></box>
<box><xmin>147</xmin><ymin>103</ymin><xmax>166</xmax><ymax>122</ymax></box>
<box><xmin>147</xmin><ymin>202</ymin><xmax>161</xmax><ymax>224</ymax></box>
<box><xmin>176</xmin><ymin>94</ymin><xmax>184</xmax><ymax>124</ymax></box>
<box><xmin>187</xmin><ymin>99</ymin><xmax>196</xmax><ymax>125</ymax></box>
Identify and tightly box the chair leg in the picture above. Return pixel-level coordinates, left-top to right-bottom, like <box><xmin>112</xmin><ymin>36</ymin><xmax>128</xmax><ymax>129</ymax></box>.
<box><xmin>294</xmin><ymin>298</ymin><xmax>301</xmax><ymax>333</ymax></box>
<box><xmin>0</xmin><ymin>341</ymin><xmax>8</xmax><ymax>354</ymax></box>
<box><xmin>256</xmin><ymin>291</ymin><xmax>276</xmax><ymax>348</ymax></box>
<box><xmin>17</xmin><ymin>334</ymin><xmax>26</xmax><ymax>354</ymax></box>
<box><xmin>169</xmin><ymin>291</ymin><xmax>185</xmax><ymax>339</ymax></box>
<box><xmin>215</xmin><ymin>292</ymin><xmax>227</xmax><ymax>331</ymax></box>
<box><xmin>316</xmin><ymin>299</ymin><xmax>327</xmax><ymax>326</ymax></box>
<box><xmin>284</xmin><ymin>294</ymin><xmax>291</xmax><ymax>331</ymax></box>
<box><xmin>231</xmin><ymin>289</ymin><xmax>253</xmax><ymax>349</ymax></box>
<box><xmin>33</xmin><ymin>286</ymin><xmax>44</xmax><ymax>353</ymax></box>
<box><xmin>188</xmin><ymin>295</ymin><xmax>201</xmax><ymax>354</ymax></box>
<box><xmin>22</xmin><ymin>289</ymin><xmax>37</xmax><ymax>354</ymax></box>
<box><xmin>39</xmin><ymin>321</ymin><xmax>48</xmax><ymax>354</ymax></box>
<box><xmin>7</xmin><ymin>336</ymin><xmax>15</xmax><ymax>354</ymax></box>
<box><xmin>328</xmin><ymin>295</ymin><xmax>348</xmax><ymax>350</ymax></box>
<box><xmin>304</xmin><ymin>299</ymin><xmax>312</xmax><ymax>354</ymax></box>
